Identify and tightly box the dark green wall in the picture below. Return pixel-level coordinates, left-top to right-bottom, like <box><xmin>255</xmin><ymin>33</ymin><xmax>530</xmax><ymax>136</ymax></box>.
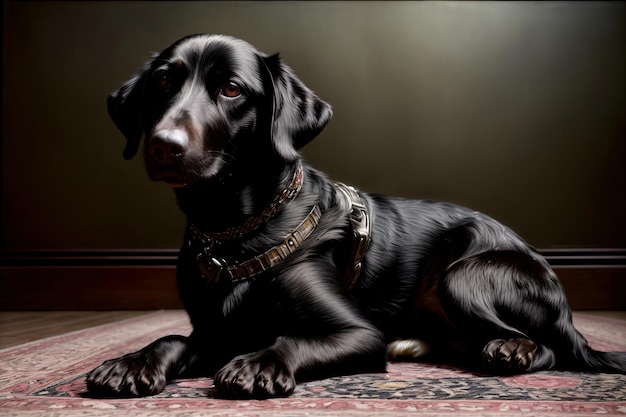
<box><xmin>2</xmin><ymin>1</ymin><xmax>625</xmax><ymax>250</ymax></box>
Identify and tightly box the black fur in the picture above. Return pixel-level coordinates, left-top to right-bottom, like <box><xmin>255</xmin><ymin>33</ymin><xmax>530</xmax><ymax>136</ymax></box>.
<box><xmin>87</xmin><ymin>34</ymin><xmax>626</xmax><ymax>399</ymax></box>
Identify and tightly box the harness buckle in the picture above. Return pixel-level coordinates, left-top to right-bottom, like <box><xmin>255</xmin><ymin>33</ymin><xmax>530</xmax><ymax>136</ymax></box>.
<box><xmin>334</xmin><ymin>182</ymin><xmax>372</xmax><ymax>291</ymax></box>
<box><xmin>197</xmin><ymin>253</ymin><xmax>227</xmax><ymax>284</ymax></box>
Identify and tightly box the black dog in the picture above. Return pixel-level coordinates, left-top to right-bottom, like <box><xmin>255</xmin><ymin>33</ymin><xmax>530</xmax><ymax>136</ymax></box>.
<box><xmin>87</xmin><ymin>34</ymin><xmax>625</xmax><ymax>399</ymax></box>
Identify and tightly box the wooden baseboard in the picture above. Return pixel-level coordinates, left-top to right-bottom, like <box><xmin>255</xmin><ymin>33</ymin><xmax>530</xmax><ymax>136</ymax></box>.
<box><xmin>0</xmin><ymin>249</ymin><xmax>624</xmax><ymax>310</ymax></box>
<box><xmin>0</xmin><ymin>251</ymin><xmax>181</xmax><ymax>310</ymax></box>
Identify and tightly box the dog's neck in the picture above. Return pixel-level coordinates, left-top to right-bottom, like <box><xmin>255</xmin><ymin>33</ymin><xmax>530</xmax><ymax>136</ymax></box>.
<box><xmin>174</xmin><ymin>160</ymin><xmax>302</xmax><ymax>236</ymax></box>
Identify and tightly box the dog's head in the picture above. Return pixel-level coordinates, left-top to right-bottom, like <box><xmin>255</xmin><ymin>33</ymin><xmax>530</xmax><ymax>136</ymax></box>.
<box><xmin>108</xmin><ymin>34</ymin><xmax>332</xmax><ymax>186</ymax></box>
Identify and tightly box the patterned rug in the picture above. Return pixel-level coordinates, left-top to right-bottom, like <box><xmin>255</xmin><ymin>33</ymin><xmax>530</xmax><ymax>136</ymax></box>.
<box><xmin>1</xmin><ymin>311</ymin><xmax>625</xmax><ymax>417</ymax></box>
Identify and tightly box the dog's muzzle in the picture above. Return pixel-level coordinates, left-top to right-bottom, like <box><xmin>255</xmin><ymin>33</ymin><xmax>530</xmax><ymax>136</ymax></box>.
<box><xmin>149</xmin><ymin>129</ymin><xmax>189</xmax><ymax>165</ymax></box>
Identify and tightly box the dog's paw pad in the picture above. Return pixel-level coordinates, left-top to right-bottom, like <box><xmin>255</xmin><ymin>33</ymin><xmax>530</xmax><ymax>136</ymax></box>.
<box><xmin>482</xmin><ymin>338</ymin><xmax>537</xmax><ymax>372</ymax></box>
<box><xmin>215</xmin><ymin>353</ymin><xmax>295</xmax><ymax>398</ymax></box>
<box><xmin>86</xmin><ymin>352</ymin><xmax>166</xmax><ymax>397</ymax></box>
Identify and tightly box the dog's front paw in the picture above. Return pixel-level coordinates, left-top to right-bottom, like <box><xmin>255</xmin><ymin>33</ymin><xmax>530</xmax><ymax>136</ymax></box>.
<box><xmin>86</xmin><ymin>351</ymin><xmax>167</xmax><ymax>397</ymax></box>
<box><xmin>214</xmin><ymin>351</ymin><xmax>295</xmax><ymax>398</ymax></box>
<box><xmin>482</xmin><ymin>338</ymin><xmax>537</xmax><ymax>373</ymax></box>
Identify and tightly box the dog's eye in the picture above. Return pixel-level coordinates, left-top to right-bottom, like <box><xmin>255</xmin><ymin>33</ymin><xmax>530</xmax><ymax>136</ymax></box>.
<box><xmin>220</xmin><ymin>82</ymin><xmax>241</xmax><ymax>98</ymax></box>
<box><xmin>157</xmin><ymin>73</ymin><xmax>173</xmax><ymax>93</ymax></box>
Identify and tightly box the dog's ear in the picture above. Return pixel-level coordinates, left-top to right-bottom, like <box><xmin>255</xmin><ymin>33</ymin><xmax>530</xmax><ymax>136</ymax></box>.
<box><xmin>107</xmin><ymin>54</ymin><xmax>157</xmax><ymax>160</ymax></box>
<box><xmin>263</xmin><ymin>54</ymin><xmax>333</xmax><ymax>161</ymax></box>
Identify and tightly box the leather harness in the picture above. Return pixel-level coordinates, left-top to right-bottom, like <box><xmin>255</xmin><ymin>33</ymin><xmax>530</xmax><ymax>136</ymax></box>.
<box><xmin>188</xmin><ymin>164</ymin><xmax>371</xmax><ymax>290</ymax></box>
<box><xmin>333</xmin><ymin>182</ymin><xmax>372</xmax><ymax>291</ymax></box>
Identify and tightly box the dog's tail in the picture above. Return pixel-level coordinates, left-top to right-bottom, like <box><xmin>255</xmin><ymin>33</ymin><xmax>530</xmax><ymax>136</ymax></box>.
<box><xmin>556</xmin><ymin>312</ymin><xmax>626</xmax><ymax>374</ymax></box>
<box><xmin>569</xmin><ymin>345</ymin><xmax>626</xmax><ymax>373</ymax></box>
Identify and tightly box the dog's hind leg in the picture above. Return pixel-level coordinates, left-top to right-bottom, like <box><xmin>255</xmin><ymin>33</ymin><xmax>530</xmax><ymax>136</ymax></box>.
<box><xmin>438</xmin><ymin>250</ymin><xmax>564</xmax><ymax>374</ymax></box>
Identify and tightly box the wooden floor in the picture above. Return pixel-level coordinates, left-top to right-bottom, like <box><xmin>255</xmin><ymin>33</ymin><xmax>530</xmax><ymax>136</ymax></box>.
<box><xmin>0</xmin><ymin>310</ymin><xmax>625</xmax><ymax>350</ymax></box>
<box><xmin>0</xmin><ymin>311</ymin><xmax>151</xmax><ymax>349</ymax></box>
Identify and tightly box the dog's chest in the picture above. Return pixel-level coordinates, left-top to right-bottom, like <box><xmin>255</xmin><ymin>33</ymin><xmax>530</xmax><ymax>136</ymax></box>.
<box><xmin>177</xmin><ymin>248</ymin><xmax>285</xmax><ymax>331</ymax></box>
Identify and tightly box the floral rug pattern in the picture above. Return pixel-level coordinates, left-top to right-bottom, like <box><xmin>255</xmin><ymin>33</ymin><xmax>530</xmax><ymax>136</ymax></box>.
<box><xmin>1</xmin><ymin>311</ymin><xmax>625</xmax><ymax>416</ymax></box>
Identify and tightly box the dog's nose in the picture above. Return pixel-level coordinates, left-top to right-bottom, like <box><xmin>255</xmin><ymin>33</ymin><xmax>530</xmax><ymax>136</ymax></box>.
<box><xmin>149</xmin><ymin>129</ymin><xmax>188</xmax><ymax>164</ymax></box>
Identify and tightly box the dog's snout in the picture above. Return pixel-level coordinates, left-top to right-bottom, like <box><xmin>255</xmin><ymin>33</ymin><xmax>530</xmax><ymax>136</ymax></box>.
<box><xmin>149</xmin><ymin>129</ymin><xmax>189</xmax><ymax>164</ymax></box>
